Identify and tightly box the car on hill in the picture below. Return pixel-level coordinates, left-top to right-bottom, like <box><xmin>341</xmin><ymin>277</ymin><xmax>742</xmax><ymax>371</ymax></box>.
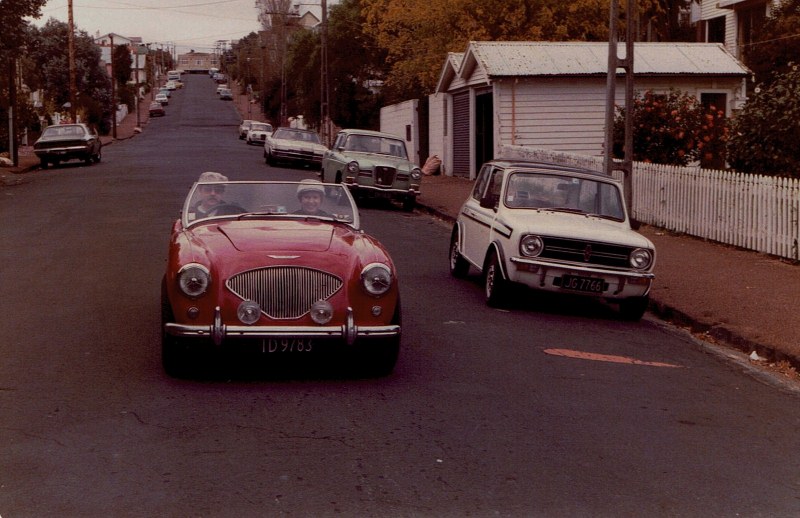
<box><xmin>33</xmin><ymin>123</ymin><xmax>102</xmax><ymax>169</ymax></box>
<box><xmin>448</xmin><ymin>159</ymin><xmax>656</xmax><ymax>320</ymax></box>
<box><xmin>238</xmin><ymin>120</ymin><xmax>255</xmax><ymax>139</ymax></box>
<box><xmin>218</xmin><ymin>88</ymin><xmax>233</xmax><ymax>100</ymax></box>
<box><xmin>148</xmin><ymin>101</ymin><xmax>165</xmax><ymax>117</ymax></box>
<box><xmin>155</xmin><ymin>93</ymin><xmax>169</xmax><ymax>105</ymax></box>
<box><xmin>320</xmin><ymin>129</ymin><xmax>423</xmax><ymax>211</ymax></box>
<box><xmin>161</xmin><ymin>178</ymin><xmax>402</xmax><ymax>377</ymax></box>
<box><xmin>245</xmin><ymin>122</ymin><xmax>273</xmax><ymax>145</ymax></box>
<box><xmin>264</xmin><ymin>127</ymin><xmax>328</xmax><ymax>168</ymax></box>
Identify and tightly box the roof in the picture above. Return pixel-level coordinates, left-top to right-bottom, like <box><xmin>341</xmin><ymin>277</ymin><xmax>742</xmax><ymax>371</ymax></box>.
<box><xmin>437</xmin><ymin>41</ymin><xmax>749</xmax><ymax>92</ymax></box>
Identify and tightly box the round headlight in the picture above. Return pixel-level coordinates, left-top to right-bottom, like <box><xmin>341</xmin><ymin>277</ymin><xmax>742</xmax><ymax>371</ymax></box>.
<box><xmin>520</xmin><ymin>235</ymin><xmax>544</xmax><ymax>257</ymax></box>
<box><xmin>237</xmin><ymin>300</ymin><xmax>261</xmax><ymax>325</ymax></box>
<box><xmin>411</xmin><ymin>168</ymin><xmax>422</xmax><ymax>180</ymax></box>
<box><xmin>361</xmin><ymin>263</ymin><xmax>393</xmax><ymax>296</ymax></box>
<box><xmin>177</xmin><ymin>264</ymin><xmax>210</xmax><ymax>298</ymax></box>
<box><xmin>346</xmin><ymin>161</ymin><xmax>359</xmax><ymax>174</ymax></box>
<box><xmin>310</xmin><ymin>300</ymin><xmax>334</xmax><ymax>324</ymax></box>
<box><xmin>629</xmin><ymin>248</ymin><xmax>653</xmax><ymax>270</ymax></box>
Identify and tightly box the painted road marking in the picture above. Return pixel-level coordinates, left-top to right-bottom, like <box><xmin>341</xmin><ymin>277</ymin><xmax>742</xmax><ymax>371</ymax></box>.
<box><xmin>543</xmin><ymin>348</ymin><xmax>683</xmax><ymax>368</ymax></box>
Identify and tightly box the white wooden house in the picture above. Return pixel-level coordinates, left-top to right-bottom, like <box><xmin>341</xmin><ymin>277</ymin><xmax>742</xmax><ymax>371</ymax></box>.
<box><xmin>428</xmin><ymin>41</ymin><xmax>750</xmax><ymax>178</ymax></box>
<box><xmin>694</xmin><ymin>0</ymin><xmax>775</xmax><ymax>60</ymax></box>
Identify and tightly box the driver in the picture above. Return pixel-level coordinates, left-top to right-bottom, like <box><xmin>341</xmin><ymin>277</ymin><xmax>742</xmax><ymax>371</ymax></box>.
<box><xmin>192</xmin><ymin>171</ymin><xmax>245</xmax><ymax>219</ymax></box>
<box><xmin>294</xmin><ymin>179</ymin><xmax>330</xmax><ymax>216</ymax></box>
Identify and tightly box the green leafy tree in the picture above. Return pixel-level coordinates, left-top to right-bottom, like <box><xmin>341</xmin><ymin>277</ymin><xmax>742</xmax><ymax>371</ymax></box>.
<box><xmin>614</xmin><ymin>89</ymin><xmax>727</xmax><ymax>167</ymax></box>
<box><xmin>742</xmin><ymin>0</ymin><xmax>800</xmax><ymax>86</ymax></box>
<box><xmin>727</xmin><ymin>65</ymin><xmax>800</xmax><ymax>178</ymax></box>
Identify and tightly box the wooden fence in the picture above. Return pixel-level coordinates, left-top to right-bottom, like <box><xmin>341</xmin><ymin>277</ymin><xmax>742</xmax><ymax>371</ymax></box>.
<box><xmin>501</xmin><ymin>145</ymin><xmax>800</xmax><ymax>261</ymax></box>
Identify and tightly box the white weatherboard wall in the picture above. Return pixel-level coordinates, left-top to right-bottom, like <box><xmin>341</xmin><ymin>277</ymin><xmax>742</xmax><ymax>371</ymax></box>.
<box><xmin>380</xmin><ymin>100</ymin><xmax>421</xmax><ymax>166</ymax></box>
<box><xmin>428</xmin><ymin>92</ymin><xmax>448</xmax><ymax>175</ymax></box>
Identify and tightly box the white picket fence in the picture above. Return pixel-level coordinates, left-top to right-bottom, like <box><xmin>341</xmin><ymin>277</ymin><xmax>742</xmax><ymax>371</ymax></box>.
<box><xmin>501</xmin><ymin>145</ymin><xmax>800</xmax><ymax>261</ymax></box>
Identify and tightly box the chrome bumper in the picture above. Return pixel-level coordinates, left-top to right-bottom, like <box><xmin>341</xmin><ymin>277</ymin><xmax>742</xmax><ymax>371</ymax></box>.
<box><xmin>510</xmin><ymin>256</ymin><xmax>655</xmax><ymax>280</ymax></box>
<box><xmin>344</xmin><ymin>182</ymin><xmax>419</xmax><ymax>196</ymax></box>
<box><xmin>165</xmin><ymin>306</ymin><xmax>400</xmax><ymax>346</ymax></box>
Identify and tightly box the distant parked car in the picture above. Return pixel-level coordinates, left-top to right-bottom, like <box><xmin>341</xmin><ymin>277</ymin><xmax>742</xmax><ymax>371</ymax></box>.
<box><xmin>165</xmin><ymin>80</ymin><xmax>177</xmax><ymax>90</ymax></box>
<box><xmin>216</xmin><ymin>84</ymin><xmax>229</xmax><ymax>95</ymax></box>
<box><xmin>158</xmin><ymin>87</ymin><xmax>171</xmax><ymax>98</ymax></box>
<box><xmin>264</xmin><ymin>127</ymin><xmax>328</xmax><ymax>168</ymax></box>
<box><xmin>149</xmin><ymin>101</ymin><xmax>165</xmax><ymax>117</ymax></box>
<box><xmin>320</xmin><ymin>129</ymin><xmax>422</xmax><ymax>211</ymax></box>
<box><xmin>33</xmin><ymin>123</ymin><xmax>102</xmax><ymax>169</ymax></box>
<box><xmin>245</xmin><ymin>122</ymin><xmax>273</xmax><ymax>145</ymax></box>
<box><xmin>448</xmin><ymin>159</ymin><xmax>656</xmax><ymax>320</ymax></box>
<box><xmin>238</xmin><ymin>120</ymin><xmax>255</xmax><ymax>139</ymax></box>
<box><xmin>155</xmin><ymin>93</ymin><xmax>169</xmax><ymax>105</ymax></box>
<box><xmin>219</xmin><ymin>88</ymin><xmax>233</xmax><ymax>100</ymax></box>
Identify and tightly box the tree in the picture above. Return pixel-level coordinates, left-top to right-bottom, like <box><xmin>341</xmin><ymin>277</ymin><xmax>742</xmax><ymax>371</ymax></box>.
<box><xmin>613</xmin><ymin>89</ymin><xmax>727</xmax><ymax>167</ymax></box>
<box><xmin>742</xmin><ymin>0</ymin><xmax>800</xmax><ymax>86</ymax></box>
<box><xmin>727</xmin><ymin>65</ymin><xmax>800</xmax><ymax>178</ymax></box>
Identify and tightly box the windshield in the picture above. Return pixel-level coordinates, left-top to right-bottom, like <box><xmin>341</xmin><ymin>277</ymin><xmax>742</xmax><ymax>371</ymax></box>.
<box><xmin>42</xmin><ymin>125</ymin><xmax>85</xmax><ymax>138</ymax></box>
<box><xmin>504</xmin><ymin>172</ymin><xmax>625</xmax><ymax>221</ymax></box>
<box><xmin>182</xmin><ymin>181</ymin><xmax>359</xmax><ymax>228</ymax></box>
<box><xmin>343</xmin><ymin>134</ymin><xmax>407</xmax><ymax>159</ymax></box>
<box><xmin>250</xmin><ymin>123</ymin><xmax>272</xmax><ymax>132</ymax></box>
<box><xmin>274</xmin><ymin>128</ymin><xmax>322</xmax><ymax>144</ymax></box>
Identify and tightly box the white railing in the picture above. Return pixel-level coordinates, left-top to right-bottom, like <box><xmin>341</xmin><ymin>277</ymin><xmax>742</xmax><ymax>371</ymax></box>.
<box><xmin>501</xmin><ymin>145</ymin><xmax>800</xmax><ymax>261</ymax></box>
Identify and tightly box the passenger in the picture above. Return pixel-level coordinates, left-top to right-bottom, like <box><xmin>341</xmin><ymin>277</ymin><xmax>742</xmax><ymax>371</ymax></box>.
<box><xmin>294</xmin><ymin>179</ymin><xmax>330</xmax><ymax>217</ymax></box>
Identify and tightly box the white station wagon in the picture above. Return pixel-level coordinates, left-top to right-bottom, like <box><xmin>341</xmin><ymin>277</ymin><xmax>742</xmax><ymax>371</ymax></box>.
<box><xmin>449</xmin><ymin>160</ymin><xmax>656</xmax><ymax>320</ymax></box>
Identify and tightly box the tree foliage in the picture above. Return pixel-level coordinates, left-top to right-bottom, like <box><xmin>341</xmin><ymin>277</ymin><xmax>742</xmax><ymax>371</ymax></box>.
<box><xmin>727</xmin><ymin>65</ymin><xmax>800</xmax><ymax>178</ymax></box>
<box><xmin>614</xmin><ymin>89</ymin><xmax>727</xmax><ymax>167</ymax></box>
<box><xmin>742</xmin><ymin>0</ymin><xmax>800</xmax><ymax>86</ymax></box>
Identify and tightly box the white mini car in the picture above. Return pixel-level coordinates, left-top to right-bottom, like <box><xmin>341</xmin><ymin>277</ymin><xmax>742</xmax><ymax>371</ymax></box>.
<box><xmin>449</xmin><ymin>160</ymin><xmax>656</xmax><ymax>320</ymax></box>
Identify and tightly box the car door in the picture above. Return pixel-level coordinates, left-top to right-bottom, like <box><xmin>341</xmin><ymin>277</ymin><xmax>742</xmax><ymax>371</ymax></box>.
<box><xmin>461</xmin><ymin>164</ymin><xmax>503</xmax><ymax>268</ymax></box>
<box><xmin>322</xmin><ymin>132</ymin><xmax>346</xmax><ymax>183</ymax></box>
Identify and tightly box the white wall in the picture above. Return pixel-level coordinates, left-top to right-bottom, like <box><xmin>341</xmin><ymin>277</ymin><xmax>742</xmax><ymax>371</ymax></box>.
<box><xmin>380</xmin><ymin>99</ymin><xmax>421</xmax><ymax>165</ymax></box>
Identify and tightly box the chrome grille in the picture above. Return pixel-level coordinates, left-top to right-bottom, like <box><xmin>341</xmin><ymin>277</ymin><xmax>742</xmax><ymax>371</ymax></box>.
<box><xmin>226</xmin><ymin>266</ymin><xmax>343</xmax><ymax>319</ymax></box>
<box><xmin>374</xmin><ymin>166</ymin><xmax>396</xmax><ymax>186</ymax></box>
<box><xmin>541</xmin><ymin>237</ymin><xmax>633</xmax><ymax>268</ymax></box>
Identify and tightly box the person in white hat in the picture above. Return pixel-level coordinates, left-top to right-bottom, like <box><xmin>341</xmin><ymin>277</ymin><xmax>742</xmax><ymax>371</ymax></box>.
<box><xmin>192</xmin><ymin>171</ymin><xmax>244</xmax><ymax>219</ymax></box>
<box><xmin>294</xmin><ymin>179</ymin><xmax>330</xmax><ymax>216</ymax></box>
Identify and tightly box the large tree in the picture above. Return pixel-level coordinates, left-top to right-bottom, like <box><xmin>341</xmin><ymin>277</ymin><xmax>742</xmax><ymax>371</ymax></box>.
<box><xmin>742</xmin><ymin>0</ymin><xmax>800</xmax><ymax>86</ymax></box>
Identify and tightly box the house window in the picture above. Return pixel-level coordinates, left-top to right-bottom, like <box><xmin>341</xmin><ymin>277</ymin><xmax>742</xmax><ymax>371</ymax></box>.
<box><xmin>701</xmin><ymin>93</ymin><xmax>727</xmax><ymax>115</ymax></box>
<box><xmin>707</xmin><ymin>16</ymin><xmax>725</xmax><ymax>44</ymax></box>
<box><xmin>738</xmin><ymin>5</ymin><xmax>766</xmax><ymax>56</ymax></box>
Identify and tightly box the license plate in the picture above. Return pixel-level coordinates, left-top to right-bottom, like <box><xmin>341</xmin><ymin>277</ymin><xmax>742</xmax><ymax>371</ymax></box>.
<box><xmin>263</xmin><ymin>338</ymin><xmax>313</xmax><ymax>353</ymax></box>
<box><xmin>560</xmin><ymin>274</ymin><xmax>605</xmax><ymax>293</ymax></box>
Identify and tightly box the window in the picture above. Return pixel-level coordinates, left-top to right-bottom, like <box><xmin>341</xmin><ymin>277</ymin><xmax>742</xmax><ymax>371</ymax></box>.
<box><xmin>707</xmin><ymin>16</ymin><xmax>726</xmax><ymax>44</ymax></box>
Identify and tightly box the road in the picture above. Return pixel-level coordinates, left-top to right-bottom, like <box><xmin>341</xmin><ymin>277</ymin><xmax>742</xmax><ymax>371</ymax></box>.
<box><xmin>2</xmin><ymin>74</ymin><xmax>800</xmax><ymax>517</ymax></box>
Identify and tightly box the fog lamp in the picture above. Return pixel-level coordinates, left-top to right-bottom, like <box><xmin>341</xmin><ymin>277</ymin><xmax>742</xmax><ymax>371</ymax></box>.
<box><xmin>371</xmin><ymin>305</ymin><xmax>382</xmax><ymax>317</ymax></box>
<box><xmin>310</xmin><ymin>300</ymin><xmax>334</xmax><ymax>324</ymax></box>
<box><xmin>237</xmin><ymin>300</ymin><xmax>261</xmax><ymax>325</ymax></box>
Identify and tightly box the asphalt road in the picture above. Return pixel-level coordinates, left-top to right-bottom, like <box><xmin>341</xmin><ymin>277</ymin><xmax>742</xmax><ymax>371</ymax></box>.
<box><xmin>2</xmin><ymin>74</ymin><xmax>800</xmax><ymax>517</ymax></box>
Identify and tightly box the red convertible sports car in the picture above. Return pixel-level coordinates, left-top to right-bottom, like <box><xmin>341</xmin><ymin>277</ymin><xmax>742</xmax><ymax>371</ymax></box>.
<box><xmin>161</xmin><ymin>176</ymin><xmax>401</xmax><ymax>377</ymax></box>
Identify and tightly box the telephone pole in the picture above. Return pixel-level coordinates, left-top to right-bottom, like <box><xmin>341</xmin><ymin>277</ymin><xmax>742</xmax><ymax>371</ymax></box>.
<box><xmin>320</xmin><ymin>0</ymin><xmax>330</xmax><ymax>146</ymax></box>
<box><xmin>67</xmin><ymin>0</ymin><xmax>77</xmax><ymax>121</ymax></box>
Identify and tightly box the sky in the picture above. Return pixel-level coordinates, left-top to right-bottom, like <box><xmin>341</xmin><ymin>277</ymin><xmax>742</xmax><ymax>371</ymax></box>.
<box><xmin>29</xmin><ymin>0</ymin><xmax>265</xmax><ymax>53</ymax></box>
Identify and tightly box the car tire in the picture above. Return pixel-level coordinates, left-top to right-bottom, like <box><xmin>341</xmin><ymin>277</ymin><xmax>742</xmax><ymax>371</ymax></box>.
<box><xmin>619</xmin><ymin>296</ymin><xmax>649</xmax><ymax>321</ymax></box>
<box><xmin>358</xmin><ymin>300</ymin><xmax>401</xmax><ymax>377</ymax></box>
<box><xmin>266</xmin><ymin>152</ymin><xmax>274</xmax><ymax>166</ymax></box>
<box><xmin>95</xmin><ymin>149</ymin><xmax>101</xmax><ymax>163</ymax></box>
<box><xmin>161</xmin><ymin>278</ymin><xmax>192</xmax><ymax>378</ymax></box>
<box><xmin>449</xmin><ymin>230</ymin><xmax>470</xmax><ymax>278</ymax></box>
<box><xmin>40</xmin><ymin>159</ymin><xmax>49</xmax><ymax>169</ymax></box>
<box><xmin>484</xmin><ymin>252</ymin><xmax>509</xmax><ymax>308</ymax></box>
<box><xmin>402</xmin><ymin>196</ymin><xmax>416</xmax><ymax>212</ymax></box>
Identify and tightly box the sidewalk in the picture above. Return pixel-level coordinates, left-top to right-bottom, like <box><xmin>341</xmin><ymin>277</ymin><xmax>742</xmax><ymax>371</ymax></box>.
<box><xmin>3</xmin><ymin>94</ymin><xmax>799</xmax><ymax>371</ymax></box>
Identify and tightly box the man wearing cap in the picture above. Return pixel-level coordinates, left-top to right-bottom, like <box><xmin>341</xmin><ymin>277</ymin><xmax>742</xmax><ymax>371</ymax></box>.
<box><xmin>191</xmin><ymin>171</ymin><xmax>245</xmax><ymax>219</ymax></box>
<box><xmin>294</xmin><ymin>179</ymin><xmax>330</xmax><ymax>216</ymax></box>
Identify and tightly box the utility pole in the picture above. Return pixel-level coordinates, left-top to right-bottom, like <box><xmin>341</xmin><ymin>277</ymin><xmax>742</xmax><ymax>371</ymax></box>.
<box><xmin>603</xmin><ymin>0</ymin><xmax>636</xmax><ymax>216</ymax></box>
<box><xmin>67</xmin><ymin>0</ymin><xmax>77</xmax><ymax>121</ymax></box>
<box><xmin>135</xmin><ymin>45</ymin><xmax>140</xmax><ymax>127</ymax></box>
<box><xmin>320</xmin><ymin>0</ymin><xmax>330</xmax><ymax>146</ymax></box>
<box><xmin>8</xmin><ymin>58</ymin><xmax>17</xmax><ymax>166</ymax></box>
<box><xmin>110</xmin><ymin>34</ymin><xmax>117</xmax><ymax>139</ymax></box>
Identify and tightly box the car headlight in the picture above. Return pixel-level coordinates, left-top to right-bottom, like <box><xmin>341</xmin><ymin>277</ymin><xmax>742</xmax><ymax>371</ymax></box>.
<box><xmin>177</xmin><ymin>263</ymin><xmax>211</xmax><ymax>298</ymax></box>
<box><xmin>361</xmin><ymin>263</ymin><xmax>393</xmax><ymax>296</ymax></box>
<box><xmin>410</xmin><ymin>168</ymin><xmax>422</xmax><ymax>180</ymax></box>
<box><xmin>629</xmin><ymin>248</ymin><xmax>653</xmax><ymax>270</ymax></box>
<box><xmin>520</xmin><ymin>235</ymin><xmax>544</xmax><ymax>257</ymax></box>
<box><xmin>347</xmin><ymin>161</ymin><xmax>360</xmax><ymax>174</ymax></box>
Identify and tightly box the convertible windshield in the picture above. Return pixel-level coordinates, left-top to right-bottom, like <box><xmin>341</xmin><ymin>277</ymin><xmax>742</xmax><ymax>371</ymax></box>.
<box><xmin>343</xmin><ymin>134</ymin><xmax>408</xmax><ymax>159</ymax></box>
<box><xmin>504</xmin><ymin>172</ymin><xmax>625</xmax><ymax>221</ymax></box>
<box><xmin>183</xmin><ymin>181</ymin><xmax>358</xmax><ymax>228</ymax></box>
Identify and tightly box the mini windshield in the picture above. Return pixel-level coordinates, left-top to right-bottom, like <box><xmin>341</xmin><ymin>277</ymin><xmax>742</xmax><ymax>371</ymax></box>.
<box><xmin>343</xmin><ymin>134</ymin><xmax>408</xmax><ymax>159</ymax></box>
<box><xmin>183</xmin><ymin>181</ymin><xmax>359</xmax><ymax>228</ymax></box>
<box><xmin>504</xmin><ymin>172</ymin><xmax>625</xmax><ymax>221</ymax></box>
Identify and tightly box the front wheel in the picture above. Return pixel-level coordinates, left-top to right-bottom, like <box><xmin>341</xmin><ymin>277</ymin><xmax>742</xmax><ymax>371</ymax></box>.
<box><xmin>401</xmin><ymin>195</ymin><xmax>416</xmax><ymax>212</ymax></box>
<box><xmin>357</xmin><ymin>300</ymin><xmax>401</xmax><ymax>377</ymax></box>
<box><xmin>485</xmin><ymin>252</ymin><xmax>509</xmax><ymax>308</ymax></box>
<box><xmin>449</xmin><ymin>230</ymin><xmax>470</xmax><ymax>278</ymax></box>
<box><xmin>619</xmin><ymin>296</ymin><xmax>649</xmax><ymax>321</ymax></box>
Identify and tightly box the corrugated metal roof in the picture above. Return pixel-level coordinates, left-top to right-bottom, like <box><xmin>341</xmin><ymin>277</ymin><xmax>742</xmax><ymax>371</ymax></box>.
<box><xmin>466</xmin><ymin>41</ymin><xmax>749</xmax><ymax>77</ymax></box>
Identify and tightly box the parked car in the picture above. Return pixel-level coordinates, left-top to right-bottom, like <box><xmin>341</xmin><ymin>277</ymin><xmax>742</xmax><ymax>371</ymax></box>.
<box><xmin>155</xmin><ymin>93</ymin><xmax>169</xmax><ymax>105</ymax></box>
<box><xmin>245</xmin><ymin>122</ymin><xmax>273</xmax><ymax>145</ymax></box>
<box><xmin>161</xmin><ymin>178</ymin><xmax>402</xmax><ymax>377</ymax></box>
<box><xmin>148</xmin><ymin>101</ymin><xmax>165</xmax><ymax>117</ymax></box>
<box><xmin>218</xmin><ymin>88</ymin><xmax>233</xmax><ymax>100</ymax></box>
<box><xmin>158</xmin><ymin>87</ymin><xmax>171</xmax><ymax>98</ymax></box>
<box><xmin>264</xmin><ymin>127</ymin><xmax>328</xmax><ymax>168</ymax></box>
<box><xmin>320</xmin><ymin>129</ymin><xmax>423</xmax><ymax>211</ymax></box>
<box><xmin>33</xmin><ymin>123</ymin><xmax>102</xmax><ymax>169</ymax></box>
<box><xmin>238</xmin><ymin>119</ymin><xmax>255</xmax><ymax>139</ymax></box>
<box><xmin>215</xmin><ymin>84</ymin><xmax>229</xmax><ymax>96</ymax></box>
<box><xmin>165</xmin><ymin>80</ymin><xmax>177</xmax><ymax>90</ymax></box>
<box><xmin>448</xmin><ymin>159</ymin><xmax>656</xmax><ymax>320</ymax></box>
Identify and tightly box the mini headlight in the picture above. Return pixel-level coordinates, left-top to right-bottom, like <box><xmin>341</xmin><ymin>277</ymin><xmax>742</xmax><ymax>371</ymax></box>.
<box><xmin>177</xmin><ymin>264</ymin><xmax>210</xmax><ymax>298</ymax></box>
<box><xmin>361</xmin><ymin>263</ymin><xmax>393</xmax><ymax>296</ymax></box>
<box><xmin>237</xmin><ymin>300</ymin><xmax>261</xmax><ymax>325</ymax></box>
<box><xmin>346</xmin><ymin>161</ymin><xmax>359</xmax><ymax>174</ymax></box>
<box><xmin>520</xmin><ymin>235</ymin><xmax>544</xmax><ymax>257</ymax></box>
<box><xmin>629</xmin><ymin>248</ymin><xmax>653</xmax><ymax>270</ymax></box>
<box><xmin>310</xmin><ymin>300</ymin><xmax>334</xmax><ymax>324</ymax></box>
<box><xmin>410</xmin><ymin>168</ymin><xmax>422</xmax><ymax>180</ymax></box>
